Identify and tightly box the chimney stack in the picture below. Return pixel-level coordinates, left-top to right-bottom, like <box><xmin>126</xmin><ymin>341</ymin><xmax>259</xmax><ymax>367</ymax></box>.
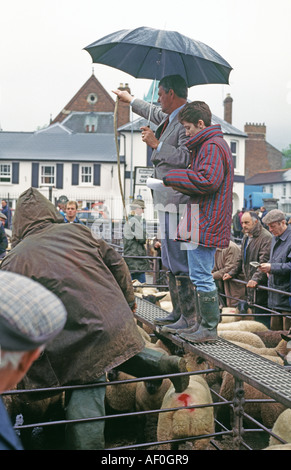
<box><xmin>223</xmin><ymin>94</ymin><xmax>233</xmax><ymax>124</ymax></box>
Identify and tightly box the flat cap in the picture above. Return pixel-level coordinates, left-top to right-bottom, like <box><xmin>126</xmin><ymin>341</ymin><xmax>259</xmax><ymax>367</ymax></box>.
<box><xmin>130</xmin><ymin>199</ymin><xmax>145</xmax><ymax>209</ymax></box>
<box><xmin>262</xmin><ymin>209</ymin><xmax>285</xmax><ymax>225</ymax></box>
<box><xmin>0</xmin><ymin>213</ymin><xmax>7</xmax><ymax>220</ymax></box>
<box><xmin>0</xmin><ymin>271</ymin><xmax>67</xmax><ymax>351</ymax></box>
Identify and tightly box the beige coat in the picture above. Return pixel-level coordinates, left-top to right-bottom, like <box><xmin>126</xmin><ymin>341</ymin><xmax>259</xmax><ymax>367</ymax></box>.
<box><xmin>212</xmin><ymin>240</ymin><xmax>246</xmax><ymax>307</ymax></box>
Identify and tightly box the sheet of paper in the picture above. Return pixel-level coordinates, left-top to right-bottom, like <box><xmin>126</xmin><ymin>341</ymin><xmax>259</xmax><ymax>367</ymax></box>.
<box><xmin>146</xmin><ymin>178</ymin><xmax>165</xmax><ymax>192</ymax></box>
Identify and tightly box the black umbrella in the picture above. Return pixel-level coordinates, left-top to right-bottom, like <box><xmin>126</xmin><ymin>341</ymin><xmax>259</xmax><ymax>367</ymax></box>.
<box><xmin>84</xmin><ymin>26</ymin><xmax>232</xmax><ymax>86</ymax></box>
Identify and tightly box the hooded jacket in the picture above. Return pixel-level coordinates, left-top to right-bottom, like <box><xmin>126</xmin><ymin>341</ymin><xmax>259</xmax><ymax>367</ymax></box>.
<box><xmin>0</xmin><ymin>188</ymin><xmax>144</xmax><ymax>388</ymax></box>
<box><xmin>163</xmin><ymin>125</ymin><xmax>234</xmax><ymax>248</ymax></box>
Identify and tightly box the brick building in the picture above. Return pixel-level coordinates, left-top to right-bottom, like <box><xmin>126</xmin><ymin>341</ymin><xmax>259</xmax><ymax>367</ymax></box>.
<box><xmin>244</xmin><ymin>123</ymin><xmax>283</xmax><ymax>179</ymax></box>
<box><xmin>223</xmin><ymin>94</ymin><xmax>283</xmax><ymax>180</ymax></box>
<box><xmin>51</xmin><ymin>72</ymin><xmax>130</xmax><ymax>131</ymax></box>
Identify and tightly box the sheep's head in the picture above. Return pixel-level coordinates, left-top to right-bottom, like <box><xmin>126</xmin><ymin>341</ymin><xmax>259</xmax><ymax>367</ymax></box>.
<box><xmin>144</xmin><ymin>379</ymin><xmax>164</xmax><ymax>395</ymax></box>
<box><xmin>184</xmin><ymin>353</ymin><xmax>208</xmax><ymax>374</ymax></box>
<box><xmin>279</xmin><ymin>330</ymin><xmax>291</xmax><ymax>365</ymax></box>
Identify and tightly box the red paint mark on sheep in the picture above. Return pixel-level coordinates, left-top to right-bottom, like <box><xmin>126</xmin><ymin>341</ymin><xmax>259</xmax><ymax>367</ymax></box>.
<box><xmin>178</xmin><ymin>393</ymin><xmax>195</xmax><ymax>412</ymax></box>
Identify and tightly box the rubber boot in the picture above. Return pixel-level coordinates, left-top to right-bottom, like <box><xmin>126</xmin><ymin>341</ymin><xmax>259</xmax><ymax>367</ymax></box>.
<box><xmin>154</xmin><ymin>271</ymin><xmax>182</xmax><ymax>326</ymax></box>
<box><xmin>179</xmin><ymin>289</ymin><xmax>220</xmax><ymax>343</ymax></box>
<box><xmin>117</xmin><ymin>346</ymin><xmax>189</xmax><ymax>393</ymax></box>
<box><xmin>161</xmin><ymin>275</ymin><xmax>200</xmax><ymax>334</ymax></box>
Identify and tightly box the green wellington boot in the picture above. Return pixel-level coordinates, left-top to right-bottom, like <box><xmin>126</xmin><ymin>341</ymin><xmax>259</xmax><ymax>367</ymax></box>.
<box><xmin>161</xmin><ymin>275</ymin><xmax>200</xmax><ymax>334</ymax></box>
<box><xmin>179</xmin><ymin>289</ymin><xmax>220</xmax><ymax>343</ymax></box>
<box><xmin>154</xmin><ymin>272</ymin><xmax>182</xmax><ymax>326</ymax></box>
<box><xmin>117</xmin><ymin>346</ymin><xmax>189</xmax><ymax>393</ymax></box>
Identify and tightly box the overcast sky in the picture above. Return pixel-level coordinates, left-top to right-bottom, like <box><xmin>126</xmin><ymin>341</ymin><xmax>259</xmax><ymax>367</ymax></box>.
<box><xmin>0</xmin><ymin>0</ymin><xmax>290</xmax><ymax>151</ymax></box>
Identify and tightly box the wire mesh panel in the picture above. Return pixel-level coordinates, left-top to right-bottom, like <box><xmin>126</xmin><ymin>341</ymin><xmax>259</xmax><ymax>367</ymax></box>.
<box><xmin>135</xmin><ymin>297</ymin><xmax>291</xmax><ymax>409</ymax></box>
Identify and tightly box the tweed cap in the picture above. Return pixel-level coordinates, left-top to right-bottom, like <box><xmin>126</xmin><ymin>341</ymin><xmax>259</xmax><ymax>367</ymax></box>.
<box><xmin>0</xmin><ymin>213</ymin><xmax>7</xmax><ymax>220</ymax></box>
<box><xmin>130</xmin><ymin>199</ymin><xmax>145</xmax><ymax>209</ymax></box>
<box><xmin>262</xmin><ymin>209</ymin><xmax>285</xmax><ymax>225</ymax></box>
<box><xmin>0</xmin><ymin>271</ymin><xmax>67</xmax><ymax>351</ymax></box>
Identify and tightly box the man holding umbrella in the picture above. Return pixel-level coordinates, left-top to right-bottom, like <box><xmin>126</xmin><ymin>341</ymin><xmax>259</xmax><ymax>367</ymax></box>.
<box><xmin>114</xmin><ymin>75</ymin><xmax>197</xmax><ymax>333</ymax></box>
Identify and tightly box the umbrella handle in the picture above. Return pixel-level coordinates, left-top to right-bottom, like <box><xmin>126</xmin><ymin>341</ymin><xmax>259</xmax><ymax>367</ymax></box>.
<box><xmin>114</xmin><ymin>97</ymin><xmax>128</xmax><ymax>222</ymax></box>
<box><xmin>147</xmin><ymin>78</ymin><xmax>157</xmax><ymax>127</ymax></box>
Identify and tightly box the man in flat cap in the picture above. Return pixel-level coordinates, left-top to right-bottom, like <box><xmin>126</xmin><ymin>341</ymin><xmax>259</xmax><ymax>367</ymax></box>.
<box><xmin>0</xmin><ymin>271</ymin><xmax>67</xmax><ymax>450</ymax></box>
<box><xmin>259</xmin><ymin>209</ymin><xmax>291</xmax><ymax>330</ymax></box>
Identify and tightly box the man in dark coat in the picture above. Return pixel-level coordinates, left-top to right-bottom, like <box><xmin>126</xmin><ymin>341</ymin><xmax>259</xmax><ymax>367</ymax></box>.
<box><xmin>260</xmin><ymin>209</ymin><xmax>291</xmax><ymax>330</ymax></box>
<box><xmin>223</xmin><ymin>211</ymin><xmax>272</xmax><ymax>327</ymax></box>
<box><xmin>1</xmin><ymin>188</ymin><xmax>188</xmax><ymax>449</ymax></box>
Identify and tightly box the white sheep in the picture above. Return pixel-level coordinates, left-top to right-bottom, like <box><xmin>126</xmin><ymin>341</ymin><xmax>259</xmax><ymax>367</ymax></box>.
<box><xmin>218</xmin><ymin>320</ymin><xmax>268</xmax><ymax>333</ymax></box>
<box><xmin>220</xmin><ymin>307</ymin><xmax>240</xmax><ymax>323</ymax></box>
<box><xmin>218</xmin><ymin>330</ymin><xmax>266</xmax><ymax>348</ymax></box>
<box><xmin>157</xmin><ymin>374</ymin><xmax>214</xmax><ymax>450</ymax></box>
<box><xmin>268</xmin><ymin>408</ymin><xmax>291</xmax><ymax>447</ymax></box>
<box><xmin>228</xmin><ymin>338</ymin><xmax>287</xmax><ymax>361</ymax></box>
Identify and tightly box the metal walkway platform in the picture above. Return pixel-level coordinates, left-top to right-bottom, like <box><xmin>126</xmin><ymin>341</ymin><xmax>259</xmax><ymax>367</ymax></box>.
<box><xmin>135</xmin><ymin>297</ymin><xmax>291</xmax><ymax>409</ymax></box>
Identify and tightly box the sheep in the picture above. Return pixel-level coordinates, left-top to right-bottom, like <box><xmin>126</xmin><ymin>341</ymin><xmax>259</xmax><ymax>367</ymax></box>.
<box><xmin>254</xmin><ymin>330</ymin><xmax>289</xmax><ymax>348</ymax></box>
<box><xmin>226</xmin><ymin>338</ymin><xmax>287</xmax><ymax>361</ymax></box>
<box><xmin>268</xmin><ymin>408</ymin><xmax>291</xmax><ymax>447</ymax></box>
<box><xmin>142</xmin><ymin>291</ymin><xmax>173</xmax><ymax>313</ymax></box>
<box><xmin>155</xmin><ymin>351</ymin><xmax>214</xmax><ymax>450</ymax></box>
<box><xmin>2</xmin><ymin>388</ymin><xmax>65</xmax><ymax>449</ymax></box>
<box><xmin>220</xmin><ymin>307</ymin><xmax>240</xmax><ymax>323</ymax></box>
<box><xmin>218</xmin><ymin>330</ymin><xmax>266</xmax><ymax>348</ymax></box>
<box><xmin>135</xmin><ymin>378</ymin><xmax>172</xmax><ymax>413</ymax></box>
<box><xmin>218</xmin><ymin>320</ymin><xmax>268</xmax><ymax>333</ymax></box>
<box><xmin>227</xmin><ymin>342</ymin><xmax>284</xmax><ymax>365</ymax></box>
<box><xmin>235</xmin><ymin>300</ymin><xmax>254</xmax><ymax>321</ymax></box>
<box><xmin>218</xmin><ymin>368</ymin><xmax>286</xmax><ymax>429</ymax></box>
<box><xmin>105</xmin><ymin>369</ymin><xmax>137</xmax><ymax>414</ymax></box>
<box><xmin>134</xmin><ymin>377</ymin><xmax>173</xmax><ymax>444</ymax></box>
<box><xmin>157</xmin><ymin>374</ymin><xmax>214</xmax><ymax>450</ymax></box>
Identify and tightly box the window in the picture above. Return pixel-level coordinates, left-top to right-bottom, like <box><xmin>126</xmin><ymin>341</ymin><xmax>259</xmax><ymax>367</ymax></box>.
<box><xmin>80</xmin><ymin>165</ymin><xmax>93</xmax><ymax>185</ymax></box>
<box><xmin>0</xmin><ymin>163</ymin><xmax>11</xmax><ymax>183</ymax></box>
<box><xmin>230</xmin><ymin>141</ymin><xmax>238</xmax><ymax>168</ymax></box>
<box><xmin>283</xmin><ymin>183</ymin><xmax>287</xmax><ymax>198</ymax></box>
<box><xmin>40</xmin><ymin>165</ymin><xmax>55</xmax><ymax>186</ymax></box>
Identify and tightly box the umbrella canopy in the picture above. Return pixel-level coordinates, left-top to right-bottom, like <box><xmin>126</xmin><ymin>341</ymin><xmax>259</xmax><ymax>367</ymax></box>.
<box><xmin>84</xmin><ymin>26</ymin><xmax>232</xmax><ymax>87</ymax></box>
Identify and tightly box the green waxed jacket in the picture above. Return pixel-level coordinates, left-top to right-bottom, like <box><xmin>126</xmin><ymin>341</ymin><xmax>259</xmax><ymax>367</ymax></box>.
<box><xmin>123</xmin><ymin>215</ymin><xmax>150</xmax><ymax>273</ymax></box>
<box><xmin>1</xmin><ymin>188</ymin><xmax>144</xmax><ymax>388</ymax></box>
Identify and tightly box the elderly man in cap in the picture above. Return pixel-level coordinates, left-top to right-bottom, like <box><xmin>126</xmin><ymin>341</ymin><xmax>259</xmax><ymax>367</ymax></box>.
<box><xmin>259</xmin><ymin>209</ymin><xmax>291</xmax><ymax>330</ymax></box>
<box><xmin>0</xmin><ymin>213</ymin><xmax>8</xmax><ymax>260</ymax></box>
<box><xmin>0</xmin><ymin>271</ymin><xmax>67</xmax><ymax>450</ymax></box>
<box><xmin>123</xmin><ymin>199</ymin><xmax>150</xmax><ymax>283</ymax></box>
<box><xmin>1</xmin><ymin>187</ymin><xmax>189</xmax><ymax>450</ymax></box>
